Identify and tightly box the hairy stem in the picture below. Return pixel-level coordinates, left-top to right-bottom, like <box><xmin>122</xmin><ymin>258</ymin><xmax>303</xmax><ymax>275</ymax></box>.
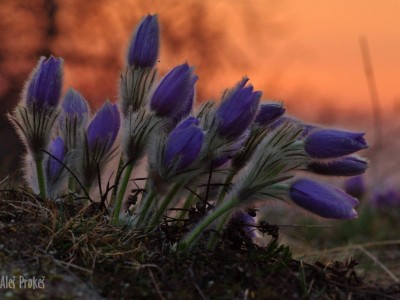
<box><xmin>179</xmin><ymin>196</ymin><xmax>238</xmax><ymax>251</ymax></box>
<box><xmin>35</xmin><ymin>157</ymin><xmax>47</xmax><ymax>199</ymax></box>
<box><xmin>135</xmin><ymin>186</ymin><xmax>157</xmax><ymax>228</ymax></box>
<box><xmin>147</xmin><ymin>181</ymin><xmax>185</xmax><ymax>230</ymax></box>
<box><xmin>217</xmin><ymin>171</ymin><xmax>235</xmax><ymax>205</ymax></box>
<box><xmin>110</xmin><ymin>154</ymin><xmax>124</xmax><ymax>206</ymax></box>
<box><xmin>176</xmin><ymin>192</ymin><xmax>197</xmax><ymax>223</ymax></box>
<box><xmin>112</xmin><ymin>163</ymin><xmax>134</xmax><ymax>226</ymax></box>
<box><xmin>206</xmin><ymin>210</ymin><xmax>232</xmax><ymax>250</ymax></box>
<box><xmin>68</xmin><ymin>176</ymin><xmax>76</xmax><ymax>192</ymax></box>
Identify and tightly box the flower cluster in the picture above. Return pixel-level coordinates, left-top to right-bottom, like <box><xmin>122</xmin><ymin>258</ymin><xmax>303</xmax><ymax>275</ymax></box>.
<box><xmin>9</xmin><ymin>14</ymin><xmax>368</xmax><ymax>251</ymax></box>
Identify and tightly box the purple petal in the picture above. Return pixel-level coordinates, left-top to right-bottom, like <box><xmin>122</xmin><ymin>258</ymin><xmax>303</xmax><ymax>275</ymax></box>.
<box><xmin>26</xmin><ymin>56</ymin><xmax>63</xmax><ymax>108</ymax></box>
<box><xmin>305</xmin><ymin>130</ymin><xmax>368</xmax><ymax>159</ymax></box>
<box><xmin>290</xmin><ymin>178</ymin><xmax>359</xmax><ymax>219</ymax></box>
<box><xmin>127</xmin><ymin>15</ymin><xmax>160</xmax><ymax>68</ymax></box>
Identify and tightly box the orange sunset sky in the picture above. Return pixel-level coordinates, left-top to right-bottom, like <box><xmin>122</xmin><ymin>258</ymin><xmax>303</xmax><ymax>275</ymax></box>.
<box><xmin>67</xmin><ymin>0</ymin><xmax>400</xmax><ymax>123</ymax></box>
<box><xmin>0</xmin><ymin>0</ymin><xmax>399</xmax><ymax>177</ymax></box>
<box><xmin>1</xmin><ymin>0</ymin><xmax>399</xmax><ymax>125</ymax></box>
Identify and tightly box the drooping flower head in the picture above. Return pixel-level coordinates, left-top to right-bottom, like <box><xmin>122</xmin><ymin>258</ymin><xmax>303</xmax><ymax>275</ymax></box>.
<box><xmin>26</xmin><ymin>56</ymin><xmax>63</xmax><ymax>108</ymax></box>
<box><xmin>305</xmin><ymin>129</ymin><xmax>368</xmax><ymax>159</ymax></box>
<box><xmin>215</xmin><ymin>78</ymin><xmax>261</xmax><ymax>139</ymax></box>
<box><xmin>87</xmin><ymin>101</ymin><xmax>120</xmax><ymax>154</ymax></box>
<box><xmin>254</xmin><ymin>102</ymin><xmax>285</xmax><ymax>127</ymax></box>
<box><xmin>46</xmin><ymin>136</ymin><xmax>66</xmax><ymax>179</ymax></box>
<box><xmin>150</xmin><ymin>63</ymin><xmax>198</xmax><ymax>120</ymax></box>
<box><xmin>308</xmin><ymin>156</ymin><xmax>368</xmax><ymax>176</ymax></box>
<box><xmin>127</xmin><ymin>14</ymin><xmax>160</xmax><ymax>69</ymax></box>
<box><xmin>163</xmin><ymin>116</ymin><xmax>203</xmax><ymax>174</ymax></box>
<box><xmin>290</xmin><ymin>178</ymin><xmax>358</xmax><ymax>219</ymax></box>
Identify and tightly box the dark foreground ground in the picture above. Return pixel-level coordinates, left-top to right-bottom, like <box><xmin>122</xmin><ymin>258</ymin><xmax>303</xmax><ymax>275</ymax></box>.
<box><xmin>0</xmin><ymin>191</ymin><xmax>399</xmax><ymax>300</ymax></box>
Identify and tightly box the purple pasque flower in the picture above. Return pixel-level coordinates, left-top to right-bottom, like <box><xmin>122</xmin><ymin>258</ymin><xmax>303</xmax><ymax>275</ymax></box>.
<box><xmin>172</xmin><ymin>75</ymin><xmax>198</xmax><ymax>123</ymax></box>
<box><xmin>46</xmin><ymin>136</ymin><xmax>66</xmax><ymax>179</ymax></box>
<box><xmin>150</xmin><ymin>63</ymin><xmax>198</xmax><ymax>119</ymax></box>
<box><xmin>215</xmin><ymin>78</ymin><xmax>261</xmax><ymax>139</ymax></box>
<box><xmin>26</xmin><ymin>56</ymin><xmax>63</xmax><ymax>108</ymax></box>
<box><xmin>308</xmin><ymin>156</ymin><xmax>368</xmax><ymax>176</ymax></box>
<box><xmin>231</xmin><ymin>210</ymin><xmax>257</xmax><ymax>238</ymax></box>
<box><xmin>290</xmin><ymin>178</ymin><xmax>358</xmax><ymax>219</ymax></box>
<box><xmin>87</xmin><ymin>101</ymin><xmax>120</xmax><ymax>153</ymax></box>
<box><xmin>305</xmin><ymin>129</ymin><xmax>368</xmax><ymax>159</ymax></box>
<box><xmin>59</xmin><ymin>88</ymin><xmax>90</xmax><ymax>150</ymax></box>
<box><xmin>344</xmin><ymin>175</ymin><xmax>365</xmax><ymax>199</ymax></box>
<box><xmin>127</xmin><ymin>14</ymin><xmax>159</xmax><ymax>69</ymax></box>
<box><xmin>61</xmin><ymin>88</ymin><xmax>89</xmax><ymax>117</ymax></box>
<box><xmin>163</xmin><ymin>116</ymin><xmax>203</xmax><ymax>173</ymax></box>
<box><xmin>370</xmin><ymin>188</ymin><xmax>400</xmax><ymax>209</ymax></box>
<box><xmin>254</xmin><ymin>102</ymin><xmax>285</xmax><ymax>127</ymax></box>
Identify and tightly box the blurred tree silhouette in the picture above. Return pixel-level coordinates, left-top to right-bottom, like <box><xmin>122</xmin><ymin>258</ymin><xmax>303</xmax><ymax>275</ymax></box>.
<box><xmin>0</xmin><ymin>0</ymin><xmax>59</xmax><ymax>176</ymax></box>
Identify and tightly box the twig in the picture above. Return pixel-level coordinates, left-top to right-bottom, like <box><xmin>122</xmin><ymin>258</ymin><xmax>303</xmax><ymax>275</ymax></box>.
<box><xmin>148</xmin><ymin>268</ymin><xmax>165</xmax><ymax>300</ymax></box>
<box><xmin>357</xmin><ymin>245</ymin><xmax>400</xmax><ymax>283</ymax></box>
<box><xmin>295</xmin><ymin>239</ymin><xmax>400</xmax><ymax>258</ymax></box>
<box><xmin>359</xmin><ymin>36</ymin><xmax>383</xmax><ymax>183</ymax></box>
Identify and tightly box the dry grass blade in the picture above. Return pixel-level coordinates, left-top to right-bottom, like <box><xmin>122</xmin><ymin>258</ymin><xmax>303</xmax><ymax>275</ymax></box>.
<box><xmin>357</xmin><ymin>246</ymin><xmax>400</xmax><ymax>284</ymax></box>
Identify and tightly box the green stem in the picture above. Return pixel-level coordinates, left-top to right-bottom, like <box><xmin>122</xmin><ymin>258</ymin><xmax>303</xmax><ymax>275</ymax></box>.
<box><xmin>35</xmin><ymin>157</ymin><xmax>47</xmax><ymax>199</ymax></box>
<box><xmin>179</xmin><ymin>196</ymin><xmax>238</xmax><ymax>251</ymax></box>
<box><xmin>112</xmin><ymin>164</ymin><xmax>134</xmax><ymax>226</ymax></box>
<box><xmin>110</xmin><ymin>154</ymin><xmax>124</xmax><ymax>206</ymax></box>
<box><xmin>135</xmin><ymin>187</ymin><xmax>157</xmax><ymax>228</ymax></box>
<box><xmin>83</xmin><ymin>185</ymin><xmax>91</xmax><ymax>203</ymax></box>
<box><xmin>68</xmin><ymin>176</ymin><xmax>76</xmax><ymax>192</ymax></box>
<box><xmin>206</xmin><ymin>210</ymin><xmax>231</xmax><ymax>250</ymax></box>
<box><xmin>205</xmin><ymin>171</ymin><xmax>236</xmax><ymax>248</ymax></box>
<box><xmin>147</xmin><ymin>181</ymin><xmax>185</xmax><ymax>230</ymax></box>
<box><xmin>217</xmin><ymin>171</ymin><xmax>235</xmax><ymax>205</ymax></box>
<box><xmin>176</xmin><ymin>192</ymin><xmax>196</xmax><ymax>223</ymax></box>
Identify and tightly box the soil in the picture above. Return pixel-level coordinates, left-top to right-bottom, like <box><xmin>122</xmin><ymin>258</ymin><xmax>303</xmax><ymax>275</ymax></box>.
<box><xmin>0</xmin><ymin>190</ymin><xmax>399</xmax><ymax>299</ymax></box>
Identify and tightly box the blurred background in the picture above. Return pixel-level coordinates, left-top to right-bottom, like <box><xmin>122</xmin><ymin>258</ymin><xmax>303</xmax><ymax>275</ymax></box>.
<box><xmin>1</xmin><ymin>0</ymin><xmax>399</xmax><ymax>179</ymax></box>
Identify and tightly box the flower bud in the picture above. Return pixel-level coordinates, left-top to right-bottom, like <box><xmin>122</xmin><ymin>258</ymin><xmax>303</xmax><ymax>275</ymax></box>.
<box><xmin>290</xmin><ymin>178</ymin><xmax>358</xmax><ymax>219</ymax></box>
<box><xmin>215</xmin><ymin>78</ymin><xmax>261</xmax><ymax>139</ymax></box>
<box><xmin>305</xmin><ymin>129</ymin><xmax>368</xmax><ymax>159</ymax></box>
<box><xmin>26</xmin><ymin>56</ymin><xmax>63</xmax><ymax>108</ymax></box>
<box><xmin>61</xmin><ymin>88</ymin><xmax>89</xmax><ymax>117</ymax></box>
<box><xmin>87</xmin><ymin>101</ymin><xmax>120</xmax><ymax>154</ymax></box>
<box><xmin>163</xmin><ymin>116</ymin><xmax>203</xmax><ymax>173</ymax></box>
<box><xmin>371</xmin><ymin>188</ymin><xmax>400</xmax><ymax>209</ymax></box>
<box><xmin>230</xmin><ymin>210</ymin><xmax>257</xmax><ymax>238</ymax></box>
<box><xmin>46</xmin><ymin>137</ymin><xmax>66</xmax><ymax>179</ymax></box>
<box><xmin>308</xmin><ymin>156</ymin><xmax>367</xmax><ymax>176</ymax></box>
<box><xmin>344</xmin><ymin>175</ymin><xmax>365</xmax><ymax>199</ymax></box>
<box><xmin>254</xmin><ymin>102</ymin><xmax>285</xmax><ymax>127</ymax></box>
<box><xmin>127</xmin><ymin>14</ymin><xmax>160</xmax><ymax>69</ymax></box>
<box><xmin>150</xmin><ymin>63</ymin><xmax>198</xmax><ymax>120</ymax></box>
